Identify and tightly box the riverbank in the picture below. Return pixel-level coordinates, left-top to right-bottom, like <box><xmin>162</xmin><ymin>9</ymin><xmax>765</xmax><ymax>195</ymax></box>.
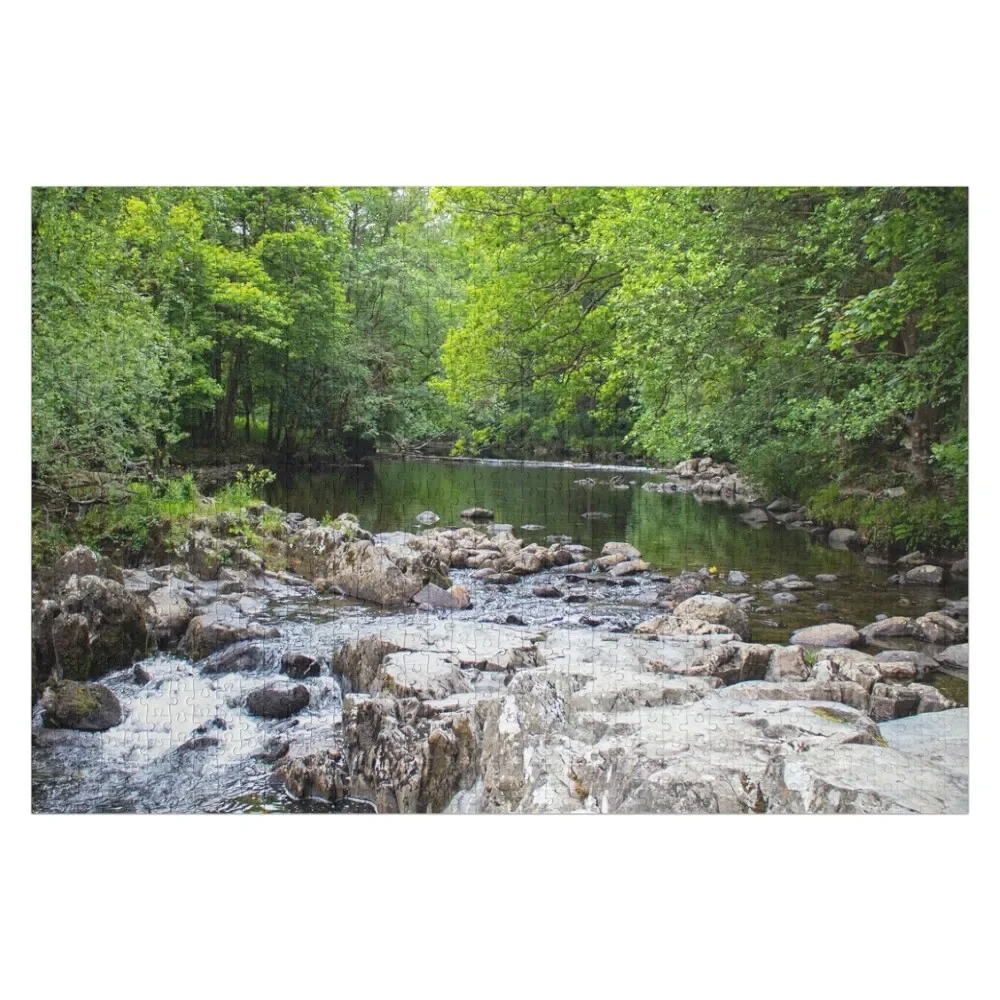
<box><xmin>31</xmin><ymin>462</ymin><xmax>970</xmax><ymax>813</ymax></box>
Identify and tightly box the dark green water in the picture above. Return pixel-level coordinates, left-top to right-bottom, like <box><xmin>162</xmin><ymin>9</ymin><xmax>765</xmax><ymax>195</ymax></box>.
<box><xmin>267</xmin><ymin>457</ymin><xmax>967</xmax><ymax>642</ymax></box>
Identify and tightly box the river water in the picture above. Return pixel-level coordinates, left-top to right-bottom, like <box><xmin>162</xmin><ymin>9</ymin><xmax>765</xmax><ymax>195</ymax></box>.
<box><xmin>31</xmin><ymin>457</ymin><xmax>968</xmax><ymax>813</ymax></box>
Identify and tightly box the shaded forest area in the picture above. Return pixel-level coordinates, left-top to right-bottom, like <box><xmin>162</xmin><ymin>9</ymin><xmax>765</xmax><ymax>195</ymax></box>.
<box><xmin>32</xmin><ymin>186</ymin><xmax>967</xmax><ymax>552</ymax></box>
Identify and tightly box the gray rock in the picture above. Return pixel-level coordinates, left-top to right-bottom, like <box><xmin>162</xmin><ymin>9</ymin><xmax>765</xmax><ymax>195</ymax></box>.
<box><xmin>868</xmin><ymin>682</ymin><xmax>922</xmax><ymax>722</ymax></box>
<box><xmin>896</xmin><ymin>551</ymin><xmax>927</xmax><ymax>567</ymax></box>
<box><xmin>934</xmin><ymin>644</ymin><xmax>969</xmax><ymax>670</ymax></box>
<box><xmin>673</xmin><ymin>594</ymin><xmax>751</xmax><ymax>640</ymax></box>
<box><xmin>772</xmin><ymin>592</ymin><xmax>799</xmax><ymax>605</ymax></box>
<box><xmin>949</xmin><ymin>558</ymin><xmax>968</xmax><ymax>577</ymax></box>
<box><xmin>859</xmin><ymin>616</ymin><xmax>917</xmax><ymax>643</ymax></box>
<box><xmin>601</xmin><ymin>541</ymin><xmax>642</xmax><ymax>560</ymax></box>
<box><xmin>727</xmin><ymin>570</ymin><xmax>749</xmax><ymax>586</ymax></box>
<box><xmin>766</xmin><ymin>497</ymin><xmax>796</xmax><ymax>513</ymax></box>
<box><xmin>411</xmin><ymin>583</ymin><xmax>471</xmax><ymax>610</ymax></box>
<box><xmin>904</xmin><ymin>564</ymin><xmax>945</xmax><ymax>586</ymax></box>
<box><xmin>415</xmin><ymin>511</ymin><xmax>441</xmax><ymax>524</ymax></box>
<box><xmin>913</xmin><ymin>612</ymin><xmax>967</xmax><ymax>644</ymax></box>
<box><xmin>815</xmin><ymin>573</ymin><xmax>839</xmax><ymax>583</ymax></box>
<box><xmin>180</xmin><ymin>607</ymin><xmax>280</xmax><ymax>661</ymax></box>
<box><xmin>828</xmin><ymin>528</ymin><xmax>861</xmax><ymax>550</ymax></box>
<box><xmin>246</xmin><ymin>683</ymin><xmax>311</xmax><ymax>719</ymax></box>
<box><xmin>41</xmin><ymin>680</ymin><xmax>122</xmax><ymax>731</ymax></box>
<box><xmin>789</xmin><ymin>623</ymin><xmax>861</xmax><ymax>648</ymax></box>
<box><xmin>51</xmin><ymin>546</ymin><xmax>124</xmax><ymax>589</ymax></box>
<box><xmin>532</xmin><ymin>585</ymin><xmax>563</xmax><ymax>598</ymax></box>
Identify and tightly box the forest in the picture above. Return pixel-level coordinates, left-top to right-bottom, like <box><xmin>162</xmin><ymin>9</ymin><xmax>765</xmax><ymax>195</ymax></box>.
<box><xmin>31</xmin><ymin>186</ymin><xmax>968</xmax><ymax>554</ymax></box>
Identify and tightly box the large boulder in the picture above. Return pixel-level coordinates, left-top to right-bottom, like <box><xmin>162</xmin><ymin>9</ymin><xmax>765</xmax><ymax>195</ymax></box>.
<box><xmin>147</xmin><ymin>582</ymin><xmax>196</xmax><ymax>644</ymax></box>
<box><xmin>41</xmin><ymin>680</ymin><xmax>122</xmax><ymax>731</ymax></box>
<box><xmin>859</xmin><ymin>616</ymin><xmax>918</xmax><ymax>643</ymax></box>
<box><xmin>54</xmin><ymin>575</ymin><xmax>149</xmax><ymax>679</ymax></box>
<box><xmin>913</xmin><ymin>613</ymin><xmax>967</xmax><ymax>644</ymax></box>
<box><xmin>672</xmin><ymin>594</ymin><xmax>751</xmax><ymax>640</ymax></box>
<box><xmin>789</xmin><ymin>623</ymin><xmax>861</xmax><ymax>648</ymax></box>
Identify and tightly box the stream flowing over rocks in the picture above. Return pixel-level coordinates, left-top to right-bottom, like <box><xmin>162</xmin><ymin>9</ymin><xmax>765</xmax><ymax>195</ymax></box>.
<box><xmin>31</xmin><ymin>459</ymin><xmax>969</xmax><ymax>814</ymax></box>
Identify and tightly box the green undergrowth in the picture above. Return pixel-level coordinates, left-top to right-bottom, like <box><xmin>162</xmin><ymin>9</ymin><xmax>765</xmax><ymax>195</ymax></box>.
<box><xmin>33</xmin><ymin>466</ymin><xmax>281</xmax><ymax>568</ymax></box>
<box><xmin>806</xmin><ymin>484</ymin><xmax>967</xmax><ymax>553</ymax></box>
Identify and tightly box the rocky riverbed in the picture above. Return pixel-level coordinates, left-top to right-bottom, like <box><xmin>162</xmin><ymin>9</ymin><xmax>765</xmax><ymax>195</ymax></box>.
<box><xmin>31</xmin><ymin>491</ymin><xmax>970</xmax><ymax>814</ymax></box>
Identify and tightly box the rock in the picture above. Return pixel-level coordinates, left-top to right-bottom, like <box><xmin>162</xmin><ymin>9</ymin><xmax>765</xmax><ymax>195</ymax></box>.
<box><xmin>859</xmin><ymin>616</ymin><xmax>917</xmax><ymax>643</ymax></box>
<box><xmin>772</xmin><ymin>592</ymin><xmax>799</xmax><ymax>605</ymax></box>
<box><xmin>765</xmin><ymin>645</ymin><xmax>810</xmax><ymax>682</ymax></box>
<box><xmin>635</xmin><ymin>615</ymin><xmax>736</xmax><ymax>638</ymax></box>
<box><xmin>253</xmin><ymin>736</ymin><xmax>291</xmax><ymax>763</ymax></box>
<box><xmin>913</xmin><ymin>612</ymin><xmax>967</xmax><ymax>644</ymax></box>
<box><xmin>939</xmin><ymin>597</ymin><xmax>968</xmax><ymax>620</ymax></box>
<box><xmin>246</xmin><ymin>683</ymin><xmax>311</xmax><ymax>719</ymax></box>
<box><xmin>532</xmin><ymin>585</ymin><xmax>563</xmax><ymax>598</ymax></box>
<box><xmin>600</xmin><ymin>541</ymin><xmax>642</xmax><ymax>560</ymax></box>
<box><xmin>41</xmin><ymin>680</ymin><xmax>122</xmax><ymax>731</ymax></box>
<box><xmin>814</xmin><ymin>602</ymin><xmax>835</xmax><ymax>613</ymax></box>
<box><xmin>488</xmin><ymin>523</ymin><xmax>514</xmax><ymax>535</ymax></box>
<box><xmin>776</xmin><ymin>577</ymin><xmax>815</xmax><ymax>591</ymax></box>
<box><xmin>288</xmin><ymin>527</ymin><xmax>450</xmax><ymax>606</ymax></box>
<box><xmin>881</xmin><ymin>487</ymin><xmax>906</xmax><ymax>499</ymax></box>
<box><xmin>818</xmin><ymin>648</ymin><xmax>881</xmax><ymax>692</ymax></box>
<box><xmin>199</xmin><ymin>640</ymin><xmax>276</xmax><ymax>675</ymax></box>
<box><xmin>280</xmin><ymin>653</ymin><xmax>322</xmax><ymax>679</ymax></box>
<box><xmin>54</xmin><ymin>575</ymin><xmax>149</xmax><ymax>679</ymax></box>
<box><xmin>133</xmin><ymin>664</ymin><xmax>152</xmax><ymax>685</ymax></box>
<box><xmin>766</xmin><ymin>497</ymin><xmax>796</xmax><ymax>513</ymax></box>
<box><xmin>874</xmin><ymin>614</ymin><xmax>888</xmax><ymax>622</ymax></box>
<box><xmin>673</xmin><ymin>594</ymin><xmax>751</xmax><ymax>640</ymax></box>
<box><xmin>934</xmin><ymin>644</ymin><xmax>969</xmax><ymax>670</ymax></box>
<box><xmin>896</xmin><ymin>551</ymin><xmax>927</xmax><ymax>567</ymax></box>
<box><xmin>147</xmin><ymin>582</ymin><xmax>195</xmax><ymax>644</ymax></box>
<box><xmin>827</xmin><ymin>528</ymin><xmax>861</xmax><ymax>550</ymax></box>
<box><xmin>727</xmin><ymin>570</ymin><xmax>749</xmax><ymax>586</ymax></box>
<box><xmin>51</xmin><ymin>546</ymin><xmax>124</xmax><ymax>589</ymax></box>
<box><xmin>789</xmin><ymin>623</ymin><xmax>861</xmax><ymax>648</ymax></box>
<box><xmin>740</xmin><ymin>508</ymin><xmax>770</xmax><ymax>525</ymax></box>
<box><xmin>581</xmin><ymin>511</ymin><xmax>611</xmax><ymax>519</ymax></box>
<box><xmin>608</xmin><ymin>559</ymin><xmax>649</xmax><ymax>577</ymax></box>
<box><xmin>460</xmin><ymin>508</ymin><xmax>494</xmax><ymax>521</ymax></box>
<box><xmin>521</xmin><ymin>524</ymin><xmax>545</xmax><ymax>531</ymax></box>
<box><xmin>563</xmin><ymin>593</ymin><xmax>589</xmax><ymax>604</ymax></box>
<box><xmin>950</xmin><ymin>558</ymin><xmax>968</xmax><ymax>577</ymax></box>
<box><xmin>411</xmin><ymin>583</ymin><xmax>470</xmax><ymax>610</ymax></box>
<box><xmin>415</xmin><ymin>511</ymin><xmax>441</xmax><ymax>524</ymax></box>
<box><xmin>868</xmin><ymin>682</ymin><xmax>922</xmax><ymax>722</ymax></box>
<box><xmin>180</xmin><ymin>608</ymin><xmax>280</xmax><ymax>661</ymax></box>
<box><xmin>873</xmin><ymin>649</ymin><xmax>938</xmax><ymax>675</ymax></box>
<box><xmin>904</xmin><ymin>564</ymin><xmax>944</xmax><ymax>586</ymax></box>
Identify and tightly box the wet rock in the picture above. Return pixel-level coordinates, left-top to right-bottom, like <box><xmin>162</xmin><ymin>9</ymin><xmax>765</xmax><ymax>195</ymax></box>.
<box><xmin>828</xmin><ymin>528</ymin><xmax>861</xmax><ymax>550</ymax></box>
<box><xmin>789</xmin><ymin>623</ymin><xmax>860</xmax><ymax>648</ymax></box>
<box><xmin>563</xmin><ymin>593</ymin><xmax>590</xmax><ymax>604</ymax></box>
<box><xmin>176</xmin><ymin>735</ymin><xmax>221</xmax><ymax>752</ymax></box>
<box><xmin>415</xmin><ymin>511</ymin><xmax>441</xmax><ymax>524</ymax></box>
<box><xmin>411</xmin><ymin>583</ymin><xmax>471</xmax><ymax>610</ymax></box>
<box><xmin>521</xmin><ymin>524</ymin><xmax>545</xmax><ymax>531</ymax></box>
<box><xmin>200</xmin><ymin>640</ymin><xmax>275</xmax><ymax>675</ymax></box>
<box><xmin>776</xmin><ymin>577</ymin><xmax>815</xmax><ymax>591</ymax></box>
<box><xmin>896</xmin><ymin>551</ymin><xmax>927</xmax><ymax>567</ymax></box>
<box><xmin>51</xmin><ymin>546</ymin><xmax>124</xmax><ymax>589</ymax></box>
<box><xmin>253</xmin><ymin>736</ymin><xmax>291</xmax><ymax>763</ymax></box>
<box><xmin>545</xmin><ymin>535</ymin><xmax>574</xmax><ymax>544</ymax></box>
<box><xmin>815</xmin><ymin>603</ymin><xmax>835</xmax><ymax>613</ymax></box>
<box><xmin>904</xmin><ymin>564</ymin><xmax>944</xmax><ymax>586</ymax></box>
<box><xmin>504</xmin><ymin>614</ymin><xmax>527</xmax><ymax>627</ymax></box>
<box><xmin>727</xmin><ymin>570</ymin><xmax>749</xmax><ymax>586</ymax></box>
<box><xmin>934</xmin><ymin>644</ymin><xmax>969</xmax><ymax>671</ymax></box>
<box><xmin>672</xmin><ymin>594</ymin><xmax>751</xmax><ymax>640</ymax></box>
<box><xmin>772</xmin><ymin>593</ymin><xmax>798</xmax><ymax>605</ymax></box>
<box><xmin>281</xmin><ymin>653</ymin><xmax>322</xmax><ymax>679</ymax></box>
<box><xmin>532</xmin><ymin>585</ymin><xmax>563</xmax><ymax>598</ymax></box>
<box><xmin>180</xmin><ymin>609</ymin><xmax>280</xmax><ymax>662</ymax></box>
<box><xmin>581</xmin><ymin>511</ymin><xmax>611</xmax><ymax>519</ymax></box>
<box><xmin>560</xmin><ymin>562</ymin><xmax>592</xmax><ymax>574</ymax></box>
<box><xmin>41</xmin><ymin>680</ymin><xmax>122</xmax><ymax>731</ymax></box>
<box><xmin>277</xmin><ymin>749</ymin><xmax>349</xmax><ymax>801</ymax></box>
<box><xmin>460</xmin><ymin>507</ymin><xmax>495</xmax><ymax>521</ymax></box>
<box><xmin>815</xmin><ymin>574</ymin><xmax>838</xmax><ymax>583</ymax></box>
<box><xmin>246</xmin><ymin>683</ymin><xmax>311</xmax><ymax>719</ymax></box>
<box><xmin>482</xmin><ymin>572</ymin><xmax>519</xmax><ymax>585</ymax></box>
<box><xmin>950</xmin><ymin>558</ymin><xmax>968</xmax><ymax>577</ymax></box>
<box><xmin>133</xmin><ymin>664</ymin><xmax>152</xmax><ymax>685</ymax></box>
<box><xmin>740</xmin><ymin>508</ymin><xmax>771</xmax><ymax>526</ymax></box>
<box><xmin>939</xmin><ymin>597</ymin><xmax>968</xmax><ymax>620</ymax></box>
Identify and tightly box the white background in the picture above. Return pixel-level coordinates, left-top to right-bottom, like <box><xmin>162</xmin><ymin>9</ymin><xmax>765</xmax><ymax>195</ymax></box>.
<box><xmin>1</xmin><ymin>2</ymin><xmax>995</xmax><ymax>996</ymax></box>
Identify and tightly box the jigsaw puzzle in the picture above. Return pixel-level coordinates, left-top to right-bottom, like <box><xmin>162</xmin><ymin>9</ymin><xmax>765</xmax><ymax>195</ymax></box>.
<box><xmin>30</xmin><ymin>186</ymin><xmax>969</xmax><ymax>814</ymax></box>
